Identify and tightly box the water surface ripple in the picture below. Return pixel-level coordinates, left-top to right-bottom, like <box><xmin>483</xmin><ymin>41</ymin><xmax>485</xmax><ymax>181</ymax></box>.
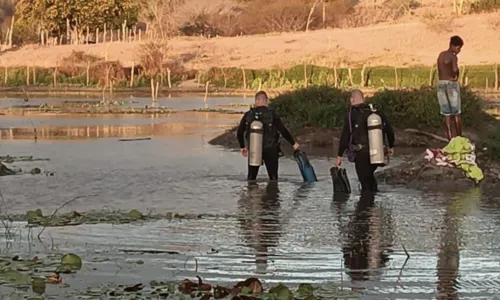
<box><xmin>0</xmin><ymin>104</ymin><xmax>499</xmax><ymax>299</ymax></box>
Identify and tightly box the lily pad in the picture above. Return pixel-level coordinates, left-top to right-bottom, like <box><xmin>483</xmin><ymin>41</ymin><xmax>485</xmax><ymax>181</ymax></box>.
<box><xmin>0</xmin><ymin>267</ymin><xmax>32</xmax><ymax>286</ymax></box>
<box><xmin>296</xmin><ymin>283</ymin><xmax>314</xmax><ymax>297</ymax></box>
<box><xmin>58</xmin><ymin>253</ymin><xmax>82</xmax><ymax>272</ymax></box>
<box><xmin>269</xmin><ymin>283</ymin><xmax>294</xmax><ymax>300</ymax></box>
<box><xmin>128</xmin><ymin>209</ymin><xmax>144</xmax><ymax>220</ymax></box>
<box><xmin>31</xmin><ymin>277</ymin><xmax>46</xmax><ymax>295</ymax></box>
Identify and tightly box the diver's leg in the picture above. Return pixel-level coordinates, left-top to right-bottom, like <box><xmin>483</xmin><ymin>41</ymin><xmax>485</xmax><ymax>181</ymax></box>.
<box><xmin>369</xmin><ymin>165</ymin><xmax>379</xmax><ymax>192</ymax></box>
<box><xmin>355</xmin><ymin>151</ymin><xmax>372</xmax><ymax>191</ymax></box>
<box><xmin>263</xmin><ymin>147</ymin><xmax>279</xmax><ymax>181</ymax></box>
<box><xmin>354</xmin><ymin>151</ymin><xmax>370</xmax><ymax>190</ymax></box>
<box><xmin>247</xmin><ymin>165</ymin><xmax>259</xmax><ymax>181</ymax></box>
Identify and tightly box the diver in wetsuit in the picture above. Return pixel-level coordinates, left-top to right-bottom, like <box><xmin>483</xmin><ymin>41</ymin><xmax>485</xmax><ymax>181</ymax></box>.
<box><xmin>335</xmin><ymin>90</ymin><xmax>395</xmax><ymax>192</ymax></box>
<box><xmin>237</xmin><ymin>91</ymin><xmax>300</xmax><ymax>181</ymax></box>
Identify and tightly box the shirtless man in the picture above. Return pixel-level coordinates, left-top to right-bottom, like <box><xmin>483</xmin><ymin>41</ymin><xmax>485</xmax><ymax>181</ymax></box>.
<box><xmin>436</xmin><ymin>35</ymin><xmax>464</xmax><ymax>141</ymax></box>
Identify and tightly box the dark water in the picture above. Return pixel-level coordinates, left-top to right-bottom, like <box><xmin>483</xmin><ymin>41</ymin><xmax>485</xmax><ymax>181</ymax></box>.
<box><xmin>1</xmin><ymin>98</ymin><xmax>500</xmax><ymax>299</ymax></box>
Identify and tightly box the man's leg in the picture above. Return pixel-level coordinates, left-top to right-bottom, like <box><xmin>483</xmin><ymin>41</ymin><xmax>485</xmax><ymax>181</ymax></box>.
<box><xmin>448</xmin><ymin>82</ymin><xmax>462</xmax><ymax>137</ymax></box>
<box><xmin>437</xmin><ymin>81</ymin><xmax>453</xmax><ymax>141</ymax></box>
<box><xmin>263</xmin><ymin>147</ymin><xmax>279</xmax><ymax>181</ymax></box>
<box><xmin>247</xmin><ymin>165</ymin><xmax>259</xmax><ymax>181</ymax></box>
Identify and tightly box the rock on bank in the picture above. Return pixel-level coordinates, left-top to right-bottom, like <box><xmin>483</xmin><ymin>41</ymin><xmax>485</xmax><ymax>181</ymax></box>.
<box><xmin>375</xmin><ymin>152</ymin><xmax>500</xmax><ymax>191</ymax></box>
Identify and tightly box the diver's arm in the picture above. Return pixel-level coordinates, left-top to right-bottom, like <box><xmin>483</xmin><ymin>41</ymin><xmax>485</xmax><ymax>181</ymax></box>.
<box><xmin>380</xmin><ymin>112</ymin><xmax>395</xmax><ymax>148</ymax></box>
<box><xmin>236</xmin><ymin>114</ymin><xmax>247</xmax><ymax>149</ymax></box>
<box><xmin>337</xmin><ymin>113</ymin><xmax>350</xmax><ymax>157</ymax></box>
<box><xmin>274</xmin><ymin>114</ymin><xmax>296</xmax><ymax>145</ymax></box>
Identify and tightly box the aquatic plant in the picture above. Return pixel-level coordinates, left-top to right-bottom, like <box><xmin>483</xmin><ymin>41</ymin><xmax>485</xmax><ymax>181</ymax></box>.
<box><xmin>0</xmin><ymin>253</ymin><xmax>81</xmax><ymax>294</ymax></box>
<box><xmin>72</xmin><ymin>276</ymin><xmax>360</xmax><ymax>299</ymax></box>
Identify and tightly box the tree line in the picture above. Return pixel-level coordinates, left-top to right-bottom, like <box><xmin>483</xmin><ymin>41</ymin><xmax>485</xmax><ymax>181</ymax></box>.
<box><xmin>0</xmin><ymin>0</ymin><xmax>498</xmax><ymax>47</ymax></box>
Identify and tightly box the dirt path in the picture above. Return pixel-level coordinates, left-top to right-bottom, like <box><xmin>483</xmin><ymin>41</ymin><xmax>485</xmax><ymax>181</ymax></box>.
<box><xmin>0</xmin><ymin>13</ymin><xmax>498</xmax><ymax>70</ymax></box>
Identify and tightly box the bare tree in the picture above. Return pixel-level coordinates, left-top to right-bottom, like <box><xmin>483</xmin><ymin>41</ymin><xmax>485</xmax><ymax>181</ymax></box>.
<box><xmin>138</xmin><ymin>41</ymin><xmax>169</xmax><ymax>101</ymax></box>
<box><xmin>141</xmin><ymin>0</ymin><xmax>184</xmax><ymax>38</ymax></box>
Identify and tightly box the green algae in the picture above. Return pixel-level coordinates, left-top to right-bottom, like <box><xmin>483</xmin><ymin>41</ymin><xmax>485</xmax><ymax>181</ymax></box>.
<box><xmin>1</xmin><ymin>209</ymin><xmax>241</xmax><ymax>228</ymax></box>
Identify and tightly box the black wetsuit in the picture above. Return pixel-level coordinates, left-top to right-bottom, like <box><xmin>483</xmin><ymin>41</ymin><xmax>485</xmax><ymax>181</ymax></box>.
<box><xmin>337</xmin><ymin>104</ymin><xmax>395</xmax><ymax>192</ymax></box>
<box><xmin>237</xmin><ymin>106</ymin><xmax>295</xmax><ymax>181</ymax></box>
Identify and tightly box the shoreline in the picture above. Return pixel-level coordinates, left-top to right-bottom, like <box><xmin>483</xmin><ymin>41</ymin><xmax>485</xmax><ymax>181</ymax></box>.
<box><xmin>0</xmin><ymin>85</ymin><xmax>499</xmax><ymax>102</ymax></box>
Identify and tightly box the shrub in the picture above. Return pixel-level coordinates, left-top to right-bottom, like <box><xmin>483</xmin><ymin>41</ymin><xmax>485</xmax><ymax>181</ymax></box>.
<box><xmin>368</xmin><ymin>87</ymin><xmax>487</xmax><ymax>132</ymax></box>
<box><xmin>269</xmin><ymin>86</ymin><xmax>492</xmax><ymax>133</ymax></box>
<box><xmin>469</xmin><ymin>0</ymin><xmax>500</xmax><ymax>13</ymax></box>
<box><xmin>482</xmin><ymin>126</ymin><xmax>500</xmax><ymax>159</ymax></box>
<box><xmin>269</xmin><ymin>86</ymin><xmax>351</xmax><ymax>129</ymax></box>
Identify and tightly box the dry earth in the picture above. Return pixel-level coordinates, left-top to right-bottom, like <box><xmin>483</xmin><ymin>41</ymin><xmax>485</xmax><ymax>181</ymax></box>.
<box><xmin>0</xmin><ymin>13</ymin><xmax>499</xmax><ymax>71</ymax></box>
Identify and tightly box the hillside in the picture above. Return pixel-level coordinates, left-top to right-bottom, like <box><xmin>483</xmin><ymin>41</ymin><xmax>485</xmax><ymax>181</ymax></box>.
<box><xmin>0</xmin><ymin>13</ymin><xmax>498</xmax><ymax>71</ymax></box>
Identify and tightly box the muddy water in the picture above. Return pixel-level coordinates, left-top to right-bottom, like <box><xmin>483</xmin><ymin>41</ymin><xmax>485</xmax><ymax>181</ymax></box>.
<box><xmin>1</xmin><ymin>98</ymin><xmax>500</xmax><ymax>299</ymax></box>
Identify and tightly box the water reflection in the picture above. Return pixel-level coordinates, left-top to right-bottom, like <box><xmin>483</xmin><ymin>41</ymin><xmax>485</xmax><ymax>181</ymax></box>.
<box><xmin>0</xmin><ymin>122</ymin><xmax>232</xmax><ymax>140</ymax></box>
<box><xmin>436</xmin><ymin>188</ymin><xmax>481</xmax><ymax>300</ymax></box>
<box><xmin>342</xmin><ymin>192</ymin><xmax>393</xmax><ymax>291</ymax></box>
<box><xmin>237</xmin><ymin>181</ymin><xmax>282</xmax><ymax>274</ymax></box>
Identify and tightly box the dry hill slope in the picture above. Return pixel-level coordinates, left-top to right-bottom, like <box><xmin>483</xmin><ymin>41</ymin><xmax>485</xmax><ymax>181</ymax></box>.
<box><xmin>0</xmin><ymin>13</ymin><xmax>498</xmax><ymax>70</ymax></box>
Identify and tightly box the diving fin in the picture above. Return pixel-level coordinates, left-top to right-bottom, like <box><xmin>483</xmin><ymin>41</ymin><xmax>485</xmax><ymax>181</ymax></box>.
<box><xmin>293</xmin><ymin>150</ymin><xmax>318</xmax><ymax>183</ymax></box>
<box><xmin>330</xmin><ymin>167</ymin><xmax>351</xmax><ymax>194</ymax></box>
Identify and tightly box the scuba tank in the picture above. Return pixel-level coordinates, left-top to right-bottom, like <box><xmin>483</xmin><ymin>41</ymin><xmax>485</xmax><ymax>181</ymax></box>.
<box><xmin>367</xmin><ymin>104</ymin><xmax>386</xmax><ymax>165</ymax></box>
<box><xmin>248</xmin><ymin>120</ymin><xmax>264</xmax><ymax>166</ymax></box>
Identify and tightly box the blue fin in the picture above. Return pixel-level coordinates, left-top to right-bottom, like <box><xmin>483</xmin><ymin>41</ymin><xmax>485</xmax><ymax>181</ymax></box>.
<box><xmin>293</xmin><ymin>150</ymin><xmax>318</xmax><ymax>183</ymax></box>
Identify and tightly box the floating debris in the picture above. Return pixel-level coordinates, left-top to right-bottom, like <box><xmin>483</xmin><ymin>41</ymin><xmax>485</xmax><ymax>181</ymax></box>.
<box><xmin>118</xmin><ymin>137</ymin><xmax>152</xmax><ymax>142</ymax></box>
<box><xmin>67</xmin><ymin>276</ymin><xmax>360</xmax><ymax>300</ymax></box>
<box><xmin>1</xmin><ymin>209</ymin><xmax>240</xmax><ymax>228</ymax></box>
<box><xmin>0</xmin><ymin>156</ymin><xmax>50</xmax><ymax>163</ymax></box>
<box><xmin>1</xmin><ymin>252</ymin><xmax>360</xmax><ymax>299</ymax></box>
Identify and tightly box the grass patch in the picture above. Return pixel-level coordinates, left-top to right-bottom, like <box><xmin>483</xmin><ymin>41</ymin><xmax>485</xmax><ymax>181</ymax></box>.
<box><xmin>200</xmin><ymin>64</ymin><xmax>500</xmax><ymax>90</ymax></box>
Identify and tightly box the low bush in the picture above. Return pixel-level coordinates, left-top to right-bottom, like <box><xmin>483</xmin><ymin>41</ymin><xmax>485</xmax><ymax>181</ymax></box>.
<box><xmin>368</xmin><ymin>87</ymin><xmax>487</xmax><ymax>131</ymax></box>
<box><xmin>269</xmin><ymin>86</ymin><xmax>493</xmax><ymax>133</ymax></box>
<box><xmin>481</xmin><ymin>126</ymin><xmax>500</xmax><ymax>160</ymax></box>
<box><xmin>269</xmin><ymin>86</ymin><xmax>351</xmax><ymax>129</ymax></box>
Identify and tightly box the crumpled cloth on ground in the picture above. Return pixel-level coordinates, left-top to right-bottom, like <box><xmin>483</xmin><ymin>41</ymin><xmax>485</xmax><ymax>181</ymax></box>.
<box><xmin>424</xmin><ymin>136</ymin><xmax>484</xmax><ymax>183</ymax></box>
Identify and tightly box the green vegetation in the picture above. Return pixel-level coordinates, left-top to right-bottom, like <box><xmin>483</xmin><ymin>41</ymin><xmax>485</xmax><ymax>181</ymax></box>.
<box><xmin>269</xmin><ymin>86</ymin><xmax>489</xmax><ymax>130</ymax></box>
<box><xmin>0</xmin><ymin>65</ymin><xmax>184</xmax><ymax>88</ymax></box>
<box><xmin>200</xmin><ymin>64</ymin><xmax>500</xmax><ymax>90</ymax></box>
<box><xmin>0</xmin><ymin>208</ymin><xmax>241</xmax><ymax>227</ymax></box>
<box><xmin>269</xmin><ymin>85</ymin><xmax>500</xmax><ymax>158</ymax></box>
<box><xmin>14</xmin><ymin>0</ymin><xmax>140</xmax><ymax>43</ymax></box>
<box><xmin>0</xmin><ymin>63</ymin><xmax>497</xmax><ymax>91</ymax></box>
<box><xmin>0</xmin><ymin>253</ymin><xmax>82</xmax><ymax>295</ymax></box>
<box><xmin>469</xmin><ymin>0</ymin><xmax>500</xmax><ymax>13</ymax></box>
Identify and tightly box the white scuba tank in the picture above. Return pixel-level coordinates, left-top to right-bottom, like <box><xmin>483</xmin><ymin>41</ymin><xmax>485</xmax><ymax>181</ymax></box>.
<box><xmin>248</xmin><ymin>120</ymin><xmax>263</xmax><ymax>166</ymax></box>
<box><xmin>367</xmin><ymin>104</ymin><xmax>385</xmax><ymax>165</ymax></box>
